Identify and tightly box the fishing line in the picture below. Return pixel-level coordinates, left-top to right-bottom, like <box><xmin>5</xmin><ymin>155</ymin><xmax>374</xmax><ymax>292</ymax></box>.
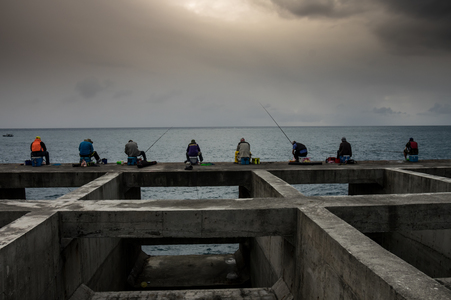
<box><xmin>259</xmin><ymin>103</ymin><xmax>292</xmax><ymax>144</ymax></box>
<box><xmin>145</xmin><ymin>127</ymin><xmax>172</xmax><ymax>153</ymax></box>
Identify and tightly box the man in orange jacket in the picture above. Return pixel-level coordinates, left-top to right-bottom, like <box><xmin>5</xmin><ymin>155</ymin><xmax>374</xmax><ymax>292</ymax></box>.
<box><xmin>30</xmin><ymin>136</ymin><xmax>50</xmax><ymax>165</ymax></box>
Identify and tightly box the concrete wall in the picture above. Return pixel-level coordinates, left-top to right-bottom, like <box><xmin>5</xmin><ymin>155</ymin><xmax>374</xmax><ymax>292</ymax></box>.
<box><xmin>0</xmin><ymin>211</ymin><xmax>140</xmax><ymax>300</ymax></box>
<box><xmin>367</xmin><ymin>231</ymin><xmax>451</xmax><ymax>278</ymax></box>
<box><xmin>294</xmin><ymin>207</ymin><xmax>451</xmax><ymax>299</ymax></box>
<box><xmin>1</xmin><ymin>212</ymin><xmax>61</xmax><ymax>300</ymax></box>
<box><xmin>250</xmin><ymin>236</ymin><xmax>295</xmax><ymax>290</ymax></box>
<box><xmin>383</xmin><ymin>169</ymin><xmax>451</xmax><ymax>194</ymax></box>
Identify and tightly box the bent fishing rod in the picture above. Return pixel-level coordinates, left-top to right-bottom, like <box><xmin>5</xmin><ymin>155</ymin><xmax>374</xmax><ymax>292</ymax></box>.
<box><xmin>259</xmin><ymin>103</ymin><xmax>292</xmax><ymax>144</ymax></box>
<box><xmin>145</xmin><ymin>127</ymin><xmax>172</xmax><ymax>153</ymax></box>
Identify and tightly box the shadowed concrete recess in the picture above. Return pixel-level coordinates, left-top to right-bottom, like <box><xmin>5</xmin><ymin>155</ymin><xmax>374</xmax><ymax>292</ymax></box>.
<box><xmin>1</xmin><ymin>160</ymin><xmax>451</xmax><ymax>299</ymax></box>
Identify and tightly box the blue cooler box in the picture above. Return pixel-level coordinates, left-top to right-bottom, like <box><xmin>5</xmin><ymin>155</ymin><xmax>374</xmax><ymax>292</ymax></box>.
<box><xmin>408</xmin><ymin>155</ymin><xmax>418</xmax><ymax>162</ymax></box>
<box><xmin>128</xmin><ymin>157</ymin><xmax>137</xmax><ymax>165</ymax></box>
<box><xmin>31</xmin><ymin>157</ymin><xmax>43</xmax><ymax>167</ymax></box>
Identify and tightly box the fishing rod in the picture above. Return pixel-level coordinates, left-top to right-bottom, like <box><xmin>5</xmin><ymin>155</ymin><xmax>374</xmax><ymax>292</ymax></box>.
<box><xmin>259</xmin><ymin>103</ymin><xmax>292</xmax><ymax>144</ymax></box>
<box><xmin>145</xmin><ymin>127</ymin><xmax>172</xmax><ymax>153</ymax></box>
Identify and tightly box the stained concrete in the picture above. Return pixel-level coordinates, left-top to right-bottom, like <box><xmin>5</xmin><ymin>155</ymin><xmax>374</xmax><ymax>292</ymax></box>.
<box><xmin>2</xmin><ymin>160</ymin><xmax>451</xmax><ymax>299</ymax></box>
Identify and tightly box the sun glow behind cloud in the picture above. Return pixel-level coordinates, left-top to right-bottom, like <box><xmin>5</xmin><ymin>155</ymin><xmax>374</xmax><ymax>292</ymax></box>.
<box><xmin>176</xmin><ymin>0</ymin><xmax>272</xmax><ymax>22</ymax></box>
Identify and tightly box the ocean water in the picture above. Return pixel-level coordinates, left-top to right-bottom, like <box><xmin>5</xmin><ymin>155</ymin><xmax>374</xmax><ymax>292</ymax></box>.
<box><xmin>2</xmin><ymin>126</ymin><xmax>450</xmax><ymax>255</ymax></box>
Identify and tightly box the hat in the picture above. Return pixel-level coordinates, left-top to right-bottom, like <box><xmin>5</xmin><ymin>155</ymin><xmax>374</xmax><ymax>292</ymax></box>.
<box><xmin>240</xmin><ymin>138</ymin><xmax>245</xmax><ymax>142</ymax></box>
<box><xmin>85</xmin><ymin>138</ymin><xmax>93</xmax><ymax>143</ymax></box>
<box><xmin>191</xmin><ymin>139</ymin><xmax>196</xmax><ymax>143</ymax></box>
<box><xmin>36</xmin><ymin>136</ymin><xmax>41</xmax><ymax>140</ymax></box>
<box><xmin>409</xmin><ymin>137</ymin><xmax>414</xmax><ymax>141</ymax></box>
<box><xmin>342</xmin><ymin>137</ymin><xmax>346</xmax><ymax>142</ymax></box>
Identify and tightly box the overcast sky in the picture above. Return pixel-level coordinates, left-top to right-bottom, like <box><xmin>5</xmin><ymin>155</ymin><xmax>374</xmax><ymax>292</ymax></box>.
<box><xmin>1</xmin><ymin>0</ymin><xmax>451</xmax><ymax>128</ymax></box>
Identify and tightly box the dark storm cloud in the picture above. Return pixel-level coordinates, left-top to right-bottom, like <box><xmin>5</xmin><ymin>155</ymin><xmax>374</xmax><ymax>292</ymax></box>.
<box><xmin>428</xmin><ymin>103</ymin><xmax>451</xmax><ymax>114</ymax></box>
<box><xmin>372</xmin><ymin>107</ymin><xmax>405</xmax><ymax>115</ymax></box>
<box><xmin>75</xmin><ymin>77</ymin><xmax>113</xmax><ymax>99</ymax></box>
<box><xmin>270</xmin><ymin>0</ymin><xmax>451</xmax><ymax>53</ymax></box>
<box><xmin>269</xmin><ymin>0</ymin><xmax>370</xmax><ymax>18</ymax></box>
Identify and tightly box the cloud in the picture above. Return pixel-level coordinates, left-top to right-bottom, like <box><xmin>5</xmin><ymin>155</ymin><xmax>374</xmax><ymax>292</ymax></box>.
<box><xmin>269</xmin><ymin>0</ymin><xmax>451</xmax><ymax>54</ymax></box>
<box><xmin>75</xmin><ymin>77</ymin><xmax>113</xmax><ymax>99</ymax></box>
<box><xmin>269</xmin><ymin>0</ymin><xmax>371</xmax><ymax>18</ymax></box>
<box><xmin>428</xmin><ymin>103</ymin><xmax>451</xmax><ymax>114</ymax></box>
<box><xmin>148</xmin><ymin>89</ymin><xmax>182</xmax><ymax>104</ymax></box>
<box><xmin>371</xmin><ymin>107</ymin><xmax>405</xmax><ymax>115</ymax></box>
<box><xmin>112</xmin><ymin>90</ymin><xmax>133</xmax><ymax>99</ymax></box>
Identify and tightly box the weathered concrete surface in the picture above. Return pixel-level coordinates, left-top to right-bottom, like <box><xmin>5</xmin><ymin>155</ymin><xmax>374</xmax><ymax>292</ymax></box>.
<box><xmin>135</xmin><ymin>253</ymin><xmax>245</xmax><ymax>288</ymax></box>
<box><xmin>384</xmin><ymin>168</ymin><xmax>451</xmax><ymax>194</ymax></box>
<box><xmin>57</xmin><ymin>172</ymin><xmax>124</xmax><ymax>200</ymax></box>
<box><xmin>2</xmin><ymin>160</ymin><xmax>451</xmax><ymax>300</ymax></box>
<box><xmin>90</xmin><ymin>288</ymin><xmax>277</xmax><ymax>300</ymax></box>
<box><xmin>58</xmin><ymin>199</ymin><xmax>297</xmax><ymax>239</ymax></box>
<box><xmin>252</xmin><ymin>170</ymin><xmax>305</xmax><ymax>198</ymax></box>
<box><xmin>295</xmin><ymin>205</ymin><xmax>451</xmax><ymax>299</ymax></box>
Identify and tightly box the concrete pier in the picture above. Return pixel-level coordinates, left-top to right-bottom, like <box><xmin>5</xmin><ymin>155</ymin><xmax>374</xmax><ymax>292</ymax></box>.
<box><xmin>1</xmin><ymin>160</ymin><xmax>451</xmax><ymax>299</ymax></box>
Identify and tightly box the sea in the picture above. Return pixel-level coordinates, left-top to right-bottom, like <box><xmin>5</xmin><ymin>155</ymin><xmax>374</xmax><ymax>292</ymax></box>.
<box><xmin>1</xmin><ymin>126</ymin><xmax>450</xmax><ymax>255</ymax></box>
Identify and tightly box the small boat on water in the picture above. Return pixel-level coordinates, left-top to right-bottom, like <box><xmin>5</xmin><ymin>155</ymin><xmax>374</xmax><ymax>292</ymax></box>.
<box><xmin>3</xmin><ymin>134</ymin><xmax>13</xmax><ymax>137</ymax></box>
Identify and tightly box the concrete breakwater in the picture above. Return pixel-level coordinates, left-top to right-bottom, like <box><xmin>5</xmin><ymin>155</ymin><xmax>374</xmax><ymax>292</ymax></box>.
<box><xmin>1</xmin><ymin>160</ymin><xmax>451</xmax><ymax>299</ymax></box>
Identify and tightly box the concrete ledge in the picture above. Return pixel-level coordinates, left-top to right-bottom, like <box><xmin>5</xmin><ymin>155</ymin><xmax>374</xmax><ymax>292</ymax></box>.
<box><xmin>59</xmin><ymin>201</ymin><xmax>297</xmax><ymax>238</ymax></box>
<box><xmin>252</xmin><ymin>170</ymin><xmax>304</xmax><ymax>198</ymax></box>
<box><xmin>58</xmin><ymin>172</ymin><xmax>124</xmax><ymax>200</ymax></box>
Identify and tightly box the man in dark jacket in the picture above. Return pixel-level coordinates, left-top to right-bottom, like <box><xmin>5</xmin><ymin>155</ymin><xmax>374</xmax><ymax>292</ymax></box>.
<box><xmin>292</xmin><ymin>141</ymin><xmax>308</xmax><ymax>162</ymax></box>
<box><xmin>337</xmin><ymin>137</ymin><xmax>352</xmax><ymax>159</ymax></box>
<box><xmin>30</xmin><ymin>136</ymin><xmax>50</xmax><ymax>165</ymax></box>
<box><xmin>403</xmin><ymin>137</ymin><xmax>418</xmax><ymax>159</ymax></box>
<box><xmin>186</xmin><ymin>139</ymin><xmax>203</xmax><ymax>163</ymax></box>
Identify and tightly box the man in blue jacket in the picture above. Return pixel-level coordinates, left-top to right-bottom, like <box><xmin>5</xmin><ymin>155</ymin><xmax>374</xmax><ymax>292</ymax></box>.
<box><xmin>79</xmin><ymin>138</ymin><xmax>101</xmax><ymax>164</ymax></box>
<box><xmin>292</xmin><ymin>141</ymin><xmax>308</xmax><ymax>162</ymax></box>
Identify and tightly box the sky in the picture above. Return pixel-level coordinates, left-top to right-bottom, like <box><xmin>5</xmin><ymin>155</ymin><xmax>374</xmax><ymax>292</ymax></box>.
<box><xmin>1</xmin><ymin>0</ymin><xmax>451</xmax><ymax>128</ymax></box>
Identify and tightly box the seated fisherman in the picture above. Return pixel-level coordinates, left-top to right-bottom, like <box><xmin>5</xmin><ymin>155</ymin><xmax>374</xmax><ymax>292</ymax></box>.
<box><xmin>403</xmin><ymin>137</ymin><xmax>418</xmax><ymax>159</ymax></box>
<box><xmin>186</xmin><ymin>139</ymin><xmax>203</xmax><ymax>163</ymax></box>
<box><xmin>125</xmin><ymin>140</ymin><xmax>147</xmax><ymax>161</ymax></box>
<box><xmin>337</xmin><ymin>137</ymin><xmax>352</xmax><ymax>161</ymax></box>
<box><xmin>30</xmin><ymin>136</ymin><xmax>50</xmax><ymax>165</ymax></box>
<box><xmin>236</xmin><ymin>138</ymin><xmax>251</xmax><ymax>163</ymax></box>
<box><xmin>292</xmin><ymin>141</ymin><xmax>308</xmax><ymax>162</ymax></box>
<box><xmin>79</xmin><ymin>138</ymin><xmax>101</xmax><ymax>164</ymax></box>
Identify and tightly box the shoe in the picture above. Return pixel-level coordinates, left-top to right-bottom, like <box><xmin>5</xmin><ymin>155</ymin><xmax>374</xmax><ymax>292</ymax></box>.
<box><xmin>96</xmin><ymin>160</ymin><xmax>101</xmax><ymax>164</ymax></box>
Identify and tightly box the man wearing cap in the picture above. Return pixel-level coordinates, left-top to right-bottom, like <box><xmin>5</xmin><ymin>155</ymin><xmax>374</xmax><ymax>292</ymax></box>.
<box><xmin>236</xmin><ymin>137</ymin><xmax>251</xmax><ymax>163</ymax></box>
<box><xmin>186</xmin><ymin>139</ymin><xmax>203</xmax><ymax>163</ymax></box>
<box><xmin>79</xmin><ymin>138</ymin><xmax>101</xmax><ymax>164</ymax></box>
<box><xmin>30</xmin><ymin>136</ymin><xmax>50</xmax><ymax>165</ymax></box>
<box><xmin>125</xmin><ymin>140</ymin><xmax>147</xmax><ymax>161</ymax></box>
<box><xmin>337</xmin><ymin>137</ymin><xmax>352</xmax><ymax>161</ymax></box>
<box><xmin>403</xmin><ymin>137</ymin><xmax>418</xmax><ymax>160</ymax></box>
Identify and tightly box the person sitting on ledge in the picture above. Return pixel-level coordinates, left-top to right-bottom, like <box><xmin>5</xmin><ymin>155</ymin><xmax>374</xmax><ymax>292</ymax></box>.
<box><xmin>337</xmin><ymin>137</ymin><xmax>352</xmax><ymax>161</ymax></box>
<box><xmin>236</xmin><ymin>137</ymin><xmax>251</xmax><ymax>163</ymax></box>
<box><xmin>186</xmin><ymin>139</ymin><xmax>203</xmax><ymax>163</ymax></box>
<box><xmin>79</xmin><ymin>138</ymin><xmax>101</xmax><ymax>164</ymax></box>
<box><xmin>125</xmin><ymin>140</ymin><xmax>147</xmax><ymax>161</ymax></box>
<box><xmin>403</xmin><ymin>137</ymin><xmax>418</xmax><ymax>160</ymax></box>
<box><xmin>292</xmin><ymin>141</ymin><xmax>307</xmax><ymax>162</ymax></box>
<box><xmin>30</xmin><ymin>136</ymin><xmax>50</xmax><ymax>165</ymax></box>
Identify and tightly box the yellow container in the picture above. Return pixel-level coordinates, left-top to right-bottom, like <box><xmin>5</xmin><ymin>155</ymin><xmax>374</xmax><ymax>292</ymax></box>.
<box><xmin>234</xmin><ymin>151</ymin><xmax>239</xmax><ymax>163</ymax></box>
<box><xmin>252</xmin><ymin>158</ymin><xmax>260</xmax><ymax>164</ymax></box>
